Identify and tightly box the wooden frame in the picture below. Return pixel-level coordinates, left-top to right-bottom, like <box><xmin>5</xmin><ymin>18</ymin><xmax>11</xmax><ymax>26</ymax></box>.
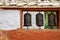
<box><xmin>0</xmin><ymin>7</ymin><xmax>60</xmax><ymax>29</ymax></box>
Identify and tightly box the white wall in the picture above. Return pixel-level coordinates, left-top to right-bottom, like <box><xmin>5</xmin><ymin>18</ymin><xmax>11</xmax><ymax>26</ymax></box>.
<box><xmin>0</xmin><ymin>10</ymin><xmax>20</xmax><ymax>30</ymax></box>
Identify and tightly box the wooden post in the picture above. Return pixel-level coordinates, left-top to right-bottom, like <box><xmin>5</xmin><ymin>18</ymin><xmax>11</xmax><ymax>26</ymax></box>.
<box><xmin>20</xmin><ymin>10</ymin><xmax>23</xmax><ymax>29</ymax></box>
<box><xmin>57</xmin><ymin>11</ymin><xmax>60</xmax><ymax>29</ymax></box>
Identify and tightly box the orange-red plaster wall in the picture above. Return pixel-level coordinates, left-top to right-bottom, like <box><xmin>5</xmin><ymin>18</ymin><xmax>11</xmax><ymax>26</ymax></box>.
<box><xmin>4</xmin><ymin>29</ymin><xmax>60</xmax><ymax>40</ymax></box>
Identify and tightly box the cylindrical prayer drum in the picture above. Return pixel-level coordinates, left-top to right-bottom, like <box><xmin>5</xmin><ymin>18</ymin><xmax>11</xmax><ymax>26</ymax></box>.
<box><xmin>48</xmin><ymin>13</ymin><xmax>56</xmax><ymax>26</ymax></box>
<box><xmin>36</xmin><ymin>13</ymin><xmax>43</xmax><ymax>27</ymax></box>
<box><xmin>24</xmin><ymin>13</ymin><xmax>32</xmax><ymax>26</ymax></box>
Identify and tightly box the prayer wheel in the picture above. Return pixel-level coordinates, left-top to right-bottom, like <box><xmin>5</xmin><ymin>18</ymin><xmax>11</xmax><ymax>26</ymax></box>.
<box><xmin>24</xmin><ymin>12</ymin><xmax>32</xmax><ymax>27</ymax></box>
<box><xmin>48</xmin><ymin>12</ymin><xmax>56</xmax><ymax>26</ymax></box>
<box><xmin>36</xmin><ymin>13</ymin><xmax>43</xmax><ymax>27</ymax></box>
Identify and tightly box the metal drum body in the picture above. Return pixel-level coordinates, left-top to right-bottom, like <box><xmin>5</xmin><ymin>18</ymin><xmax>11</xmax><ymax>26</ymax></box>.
<box><xmin>48</xmin><ymin>13</ymin><xmax>56</xmax><ymax>26</ymax></box>
<box><xmin>24</xmin><ymin>13</ymin><xmax>32</xmax><ymax>26</ymax></box>
<box><xmin>36</xmin><ymin>13</ymin><xmax>43</xmax><ymax>27</ymax></box>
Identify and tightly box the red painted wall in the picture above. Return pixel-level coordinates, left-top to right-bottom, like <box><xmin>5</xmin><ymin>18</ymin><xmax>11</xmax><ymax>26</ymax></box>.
<box><xmin>4</xmin><ymin>29</ymin><xmax>60</xmax><ymax>40</ymax></box>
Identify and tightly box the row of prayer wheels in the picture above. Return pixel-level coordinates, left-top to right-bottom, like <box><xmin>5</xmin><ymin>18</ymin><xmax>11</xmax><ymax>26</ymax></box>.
<box><xmin>23</xmin><ymin>11</ymin><xmax>57</xmax><ymax>29</ymax></box>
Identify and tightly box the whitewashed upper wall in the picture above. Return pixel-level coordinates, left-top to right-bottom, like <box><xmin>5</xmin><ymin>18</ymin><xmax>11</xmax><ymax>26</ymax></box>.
<box><xmin>0</xmin><ymin>10</ymin><xmax>20</xmax><ymax>30</ymax></box>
